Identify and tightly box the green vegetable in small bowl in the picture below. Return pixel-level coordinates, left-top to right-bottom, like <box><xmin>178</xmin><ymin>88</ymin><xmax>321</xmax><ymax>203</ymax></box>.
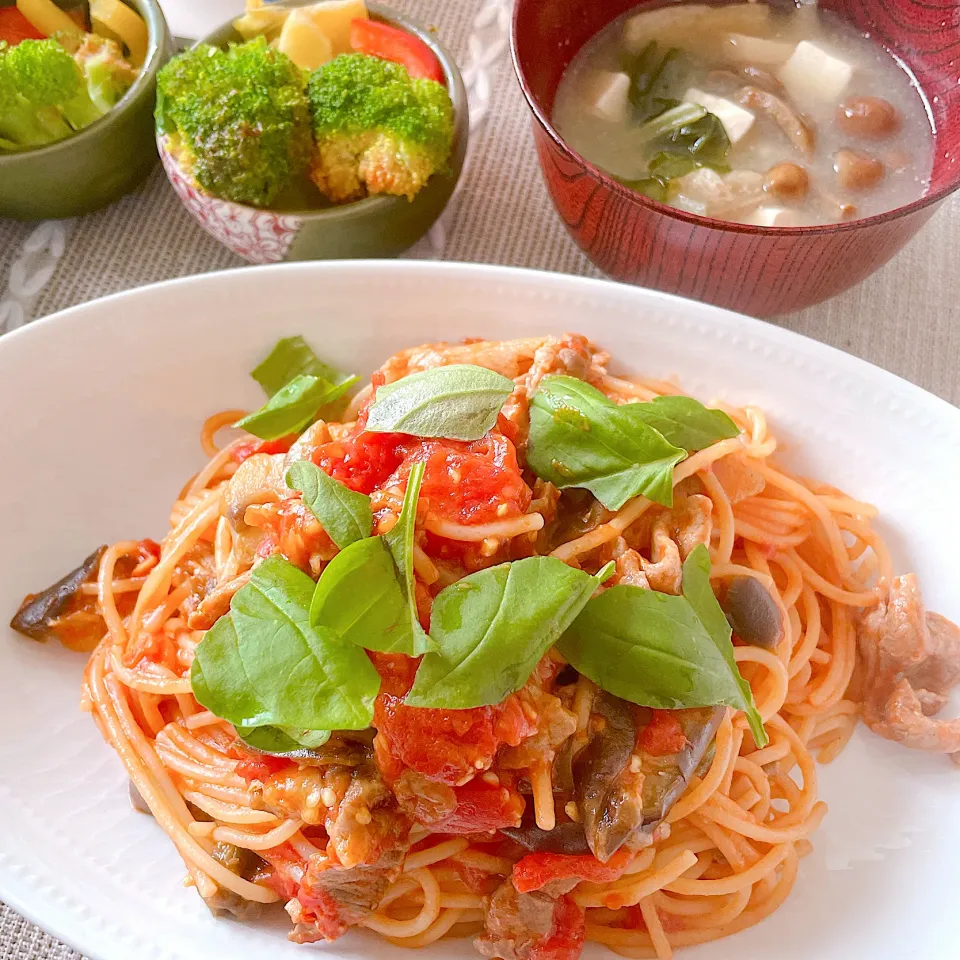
<box><xmin>156</xmin><ymin>36</ymin><xmax>313</xmax><ymax>209</ymax></box>
<box><xmin>0</xmin><ymin>0</ymin><xmax>172</xmax><ymax>220</ymax></box>
<box><xmin>155</xmin><ymin>2</ymin><xmax>467</xmax><ymax>264</ymax></box>
<box><xmin>308</xmin><ymin>52</ymin><xmax>454</xmax><ymax>203</ymax></box>
<box><xmin>0</xmin><ymin>35</ymin><xmax>136</xmax><ymax>151</ymax></box>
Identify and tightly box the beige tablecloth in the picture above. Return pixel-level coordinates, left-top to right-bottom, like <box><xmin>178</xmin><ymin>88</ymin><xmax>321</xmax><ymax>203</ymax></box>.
<box><xmin>1</xmin><ymin>0</ymin><xmax>959</xmax><ymax>954</ymax></box>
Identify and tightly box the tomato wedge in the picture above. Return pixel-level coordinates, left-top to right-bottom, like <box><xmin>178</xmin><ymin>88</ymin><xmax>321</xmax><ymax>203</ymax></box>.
<box><xmin>512</xmin><ymin>850</ymin><xmax>631</xmax><ymax>894</ymax></box>
<box><xmin>350</xmin><ymin>19</ymin><xmax>444</xmax><ymax>84</ymax></box>
<box><xmin>0</xmin><ymin>8</ymin><xmax>46</xmax><ymax>44</ymax></box>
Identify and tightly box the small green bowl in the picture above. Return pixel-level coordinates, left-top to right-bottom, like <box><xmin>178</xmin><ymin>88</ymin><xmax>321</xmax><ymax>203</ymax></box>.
<box><xmin>158</xmin><ymin>3</ymin><xmax>468</xmax><ymax>263</ymax></box>
<box><xmin>0</xmin><ymin>0</ymin><xmax>173</xmax><ymax>221</ymax></box>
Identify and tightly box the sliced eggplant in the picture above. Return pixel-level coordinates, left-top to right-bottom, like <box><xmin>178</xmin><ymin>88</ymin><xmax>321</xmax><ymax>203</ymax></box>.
<box><xmin>723</xmin><ymin>576</ymin><xmax>783</xmax><ymax>649</ymax></box>
<box><xmin>10</xmin><ymin>546</ymin><xmax>106</xmax><ymax>642</ymax></box>
<box><xmin>551</xmin><ymin>737</ymin><xmax>576</xmax><ymax>795</ymax></box>
<box><xmin>501</xmin><ymin>821</ymin><xmax>590</xmax><ymax>856</ymax></box>
<box><xmin>639</xmin><ymin>706</ymin><xmax>725</xmax><ymax>831</ymax></box>
<box><xmin>574</xmin><ymin>693</ymin><xmax>640</xmax><ymax>862</ymax></box>
<box><xmin>238</xmin><ymin>729</ymin><xmax>374</xmax><ymax>765</ymax></box>
<box><xmin>204</xmin><ymin>842</ymin><xmax>268</xmax><ymax>920</ymax></box>
<box><xmin>573</xmin><ymin>700</ymin><xmax>725</xmax><ymax>860</ymax></box>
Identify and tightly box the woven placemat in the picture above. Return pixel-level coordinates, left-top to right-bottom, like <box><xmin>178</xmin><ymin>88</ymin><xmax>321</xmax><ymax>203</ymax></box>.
<box><xmin>1</xmin><ymin>0</ymin><xmax>959</xmax><ymax>955</ymax></box>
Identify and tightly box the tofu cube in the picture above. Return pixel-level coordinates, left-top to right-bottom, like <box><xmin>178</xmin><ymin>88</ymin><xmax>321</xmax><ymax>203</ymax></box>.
<box><xmin>778</xmin><ymin>41</ymin><xmax>853</xmax><ymax>108</ymax></box>
<box><xmin>684</xmin><ymin>88</ymin><xmax>756</xmax><ymax>144</ymax></box>
<box><xmin>584</xmin><ymin>71</ymin><xmax>632</xmax><ymax>123</ymax></box>
<box><xmin>722</xmin><ymin>33</ymin><xmax>795</xmax><ymax>67</ymax></box>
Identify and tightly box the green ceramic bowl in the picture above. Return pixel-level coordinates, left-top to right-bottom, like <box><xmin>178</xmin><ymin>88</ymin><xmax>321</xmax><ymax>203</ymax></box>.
<box><xmin>158</xmin><ymin>3</ymin><xmax>468</xmax><ymax>263</ymax></box>
<box><xmin>0</xmin><ymin>0</ymin><xmax>173</xmax><ymax>221</ymax></box>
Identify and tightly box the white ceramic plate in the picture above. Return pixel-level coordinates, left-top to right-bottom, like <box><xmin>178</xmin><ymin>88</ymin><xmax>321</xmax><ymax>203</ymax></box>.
<box><xmin>1</xmin><ymin>262</ymin><xmax>958</xmax><ymax>960</ymax></box>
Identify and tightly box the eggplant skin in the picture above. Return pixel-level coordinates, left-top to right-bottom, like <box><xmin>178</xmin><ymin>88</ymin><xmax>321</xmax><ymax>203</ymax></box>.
<box><xmin>501</xmin><ymin>822</ymin><xmax>591</xmax><ymax>856</ymax></box>
<box><xmin>640</xmin><ymin>706</ymin><xmax>725</xmax><ymax>830</ymax></box>
<box><xmin>10</xmin><ymin>546</ymin><xmax>106</xmax><ymax>641</ymax></box>
<box><xmin>723</xmin><ymin>576</ymin><xmax>783</xmax><ymax>649</ymax></box>
<box><xmin>573</xmin><ymin>700</ymin><xmax>725</xmax><ymax>861</ymax></box>
<box><xmin>574</xmin><ymin>693</ymin><xmax>640</xmax><ymax>862</ymax></box>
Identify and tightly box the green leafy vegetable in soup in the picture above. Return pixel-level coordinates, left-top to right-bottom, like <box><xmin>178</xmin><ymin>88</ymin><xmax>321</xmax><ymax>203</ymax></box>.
<box><xmin>553</xmin><ymin>2</ymin><xmax>935</xmax><ymax>225</ymax></box>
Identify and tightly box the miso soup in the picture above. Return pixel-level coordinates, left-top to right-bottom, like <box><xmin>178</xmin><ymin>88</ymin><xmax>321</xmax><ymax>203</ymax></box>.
<box><xmin>552</xmin><ymin>2</ymin><xmax>934</xmax><ymax>225</ymax></box>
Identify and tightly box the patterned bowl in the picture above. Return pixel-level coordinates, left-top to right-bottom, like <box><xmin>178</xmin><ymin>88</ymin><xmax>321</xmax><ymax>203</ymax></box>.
<box><xmin>159</xmin><ymin>4</ymin><xmax>467</xmax><ymax>264</ymax></box>
<box><xmin>511</xmin><ymin>0</ymin><xmax>960</xmax><ymax>317</ymax></box>
<box><xmin>0</xmin><ymin>0</ymin><xmax>172</xmax><ymax>221</ymax></box>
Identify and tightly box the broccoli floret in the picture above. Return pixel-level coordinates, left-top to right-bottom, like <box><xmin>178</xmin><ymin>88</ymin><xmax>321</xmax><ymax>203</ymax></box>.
<box><xmin>0</xmin><ymin>40</ymin><xmax>74</xmax><ymax>148</ymax></box>
<box><xmin>306</xmin><ymin>53</ymin><xmax>454</xmax><ymax>202</ymax></box>
<box><xmin>71</xmin><ymin>35</ymin><xmax>138</xmax><ymax>113</ymax></box>
<box><xmin>0</xmin><ymin>37</ymin><xmax>135</xmax><ymax>152</ymax></box>
<box><xmin>156</xmin><ymin>38</ymin><xmax>312</xmax><ymax>208</ymax></box>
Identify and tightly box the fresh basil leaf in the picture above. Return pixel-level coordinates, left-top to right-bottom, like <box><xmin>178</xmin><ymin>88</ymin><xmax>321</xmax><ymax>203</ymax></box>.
<box><xmin>558</xmin><ymin>547</ymin><xmax>767</xmax><ymax>746</ymax></box>
<box><xmin>229</xmin><ymin>555</ymin><xmax>380</xmax><ymax>730</ymax></box>
<box><xmin>251</xmin><ymin>336</ymin><xmax>345</xmax><ymax>397</ymax></box>
<box><xmin>287</xmin><ymin>460</ymin><xmax>372</xmax><ymax>550</ymax></box>
<box><xmin>681</xmin><ymin>545</ymin><xmax>766</xmax><ymax>746</ymax></box>
<box><xmin>527</xmin><ymin>376</ymin><xmax>686</xmax><ymax>510</ymax></box>
<box><xmin>365</xmin><ymin>364</ymin><xmax>514</xmax><ymax>441</ymax></box>
<box><xmin>310</xmin><ymin>535</ymin><xmax>416</xmax><ymax>654</ymax></box>
<box><xmin>235</xmin><ymin>373</ymin><xmax>359</xmax><ymax>441</ymax></box>
<box><xmin>629</xmin><ymin>396</ymin><xmax>739</xmax><ymax>452</ymax></box>
<box><xmin>384</xmin><ymin>461</ymin><xmax>436</xmax><ymax>655</ymax></box>
<box><xmin>238</xmin><ymin>724</ymin><xmax>331</xmax><ymax>754</ymax></box>
<box><xmin>405</xmin><ymin>558</ymin><xmax>613</xmax><ymax>710</ymax></box>
<box><xmin>190</xmin><ymin>616</ymin><xmax>276</xmax><ymax>728</ymax></box>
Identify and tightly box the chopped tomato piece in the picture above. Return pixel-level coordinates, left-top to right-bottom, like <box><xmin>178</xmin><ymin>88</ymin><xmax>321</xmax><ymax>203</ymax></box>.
<box><xmin>432</xmin><ymin>780</ymin><xmax>525</xmax><ymax>834</ymax></box>
<box><xmin>234</xmin><ymin>752</ymin><xmax>294</xmax><ymax>782</ymax></box>
<box><xmin>637</xmin><ymin>709</ymin><xmax>688</xmax><ymax>756</ymax></box>
<box><xmin>258</xmin><ymin>842</ymin><xmax>305</xmax><ymax>900</ymax></box>
<box><xmin>513</xmin><ymin>850</ymin><xmax>631</xmax><ymax>894</ymax></box>
<box><xmin>244</xmin><ymin>497</ymin><xmax>334</xmax><ymax>570</ymax></box>
<box><xmin>0</xmin><ymin>9</ymin><xmax>45</xmax><ymax>44</ymax></box>
<box><xmin>370</xmin><ymin>652</ymin><xmax>535</xmax><ymax>785</ymax></box>
<box><xmin>315</xmin><ymin>427</ymin><xmax>530</xmax><ymax>526</ymax></box>
<box><xmin>414</xmin><ymin>433</ymin><xmax>530</xmax><ymax>525</ymax></box>
<box><xmin>349</xmin><ymin>18</ymin><xmax>444</xmax><ymax>83</ymax></box>
<box><xmin>130</xmin><ymin>538</ymin><xmax>161</xmax><ymax>576</ymax></box>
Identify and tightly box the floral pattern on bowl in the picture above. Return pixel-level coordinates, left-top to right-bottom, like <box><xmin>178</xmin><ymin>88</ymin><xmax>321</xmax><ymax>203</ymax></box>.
<box><xmin>158</xmin><ymin>136</ymin><xmax>301</xmax><ymax>264</ymax></box>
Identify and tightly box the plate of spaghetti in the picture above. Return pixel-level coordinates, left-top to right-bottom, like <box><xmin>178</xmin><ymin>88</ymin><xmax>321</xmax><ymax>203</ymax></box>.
<box><xmin>1</xmin><ymin>262</ymin><xmax>958</xmax><ymax>960</ymax></box>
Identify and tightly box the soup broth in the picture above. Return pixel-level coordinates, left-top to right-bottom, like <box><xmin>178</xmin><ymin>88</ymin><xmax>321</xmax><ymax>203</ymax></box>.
<box><xmin>552</xmin><ymin>2</ymin><xmax>934</xmax><ymax>226</ymax></box>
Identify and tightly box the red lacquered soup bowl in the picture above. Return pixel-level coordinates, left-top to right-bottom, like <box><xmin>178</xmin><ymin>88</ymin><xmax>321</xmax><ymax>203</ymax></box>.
<box><xmin>511</xmin><ymin>0</ymin><xmax>960</xmax><ymax>317</ymax></box>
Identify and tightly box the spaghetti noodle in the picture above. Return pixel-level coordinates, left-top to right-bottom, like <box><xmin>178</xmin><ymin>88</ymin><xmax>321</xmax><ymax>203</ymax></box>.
<box><xmin>13</xmin><ymin>334</ymin><xmax>960</xmax><ymax>960</ymax></box>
